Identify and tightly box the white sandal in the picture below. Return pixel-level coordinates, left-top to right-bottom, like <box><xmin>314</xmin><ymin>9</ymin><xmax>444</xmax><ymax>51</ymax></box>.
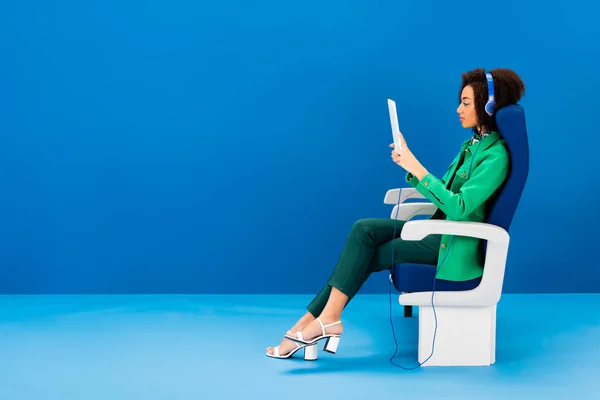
<box><xmin>284</xmin><ymin>318</ymin><xmax>342</xmax><ymax>354</ymax></box>
<box><xmin>266</xmin><ymin>342</ymin><xmax>317</xmax><ymax>360</ymax></box>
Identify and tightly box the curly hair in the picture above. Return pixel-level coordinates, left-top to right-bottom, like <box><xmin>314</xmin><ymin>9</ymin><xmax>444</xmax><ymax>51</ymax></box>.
<box><xmin>459</xmin><ymin>68</ymin><xmax>525</xmax><ymax>132</ymax></box>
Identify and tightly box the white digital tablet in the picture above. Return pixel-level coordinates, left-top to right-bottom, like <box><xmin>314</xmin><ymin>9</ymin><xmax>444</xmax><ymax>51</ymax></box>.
<box><xmin>387</xmin><ymin>99</ymin><xmax>403</xmax><ymax>151</ymax></box>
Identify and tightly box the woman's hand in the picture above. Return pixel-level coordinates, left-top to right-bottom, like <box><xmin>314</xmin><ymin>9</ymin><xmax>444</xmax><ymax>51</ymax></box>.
<box><xmin>390</xmin><ymin>133</ymin><xmax>429</xmax><ymax>180</ymax></box>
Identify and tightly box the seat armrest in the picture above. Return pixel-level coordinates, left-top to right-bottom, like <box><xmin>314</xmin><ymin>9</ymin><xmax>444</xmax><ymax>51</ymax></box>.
<box><xmin>400</xmin><ymin>220</ymin><xmax>509</xmax><ymax>243</ymax></box>
<box><xmin>384</xmin><ymin>188</ymin><xmax>426</xmax><ymax>205</ymax></box>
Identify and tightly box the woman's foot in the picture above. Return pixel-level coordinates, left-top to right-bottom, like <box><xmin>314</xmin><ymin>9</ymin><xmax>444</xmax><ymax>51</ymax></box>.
<box><xmin>266</xmin><ymin>312</ymin><xmax>315</xmax><ymax>357</ymax></box>
<box><xmin>266</xmin><ymin>337</ymin><xmax>302</xmax><ymax>358</ymax></box>
<box><xmin>288</xmin><ymin>314</ymin><xmax>343</xmax><ymax>343</ymax></box>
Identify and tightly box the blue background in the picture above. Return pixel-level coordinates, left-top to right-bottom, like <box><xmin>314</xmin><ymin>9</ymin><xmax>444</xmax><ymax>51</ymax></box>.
<box><xmin>1</xmin><ymin>0</ymin><xmax>598</xmax><ymax>294</ymax></box>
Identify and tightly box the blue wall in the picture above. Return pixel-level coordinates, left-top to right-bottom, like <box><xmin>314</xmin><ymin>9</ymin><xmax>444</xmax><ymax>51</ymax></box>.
<box><xmin>1</xmin><ymin>1</ymin><xmax>598</xmax><ymax>294</ymax></box>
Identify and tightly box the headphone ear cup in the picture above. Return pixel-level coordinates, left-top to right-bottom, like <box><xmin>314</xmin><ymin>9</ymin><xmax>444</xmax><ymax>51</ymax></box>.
<box><xmin>485</xmin><ymin>100</ymin><xmax>495</xmax><ymax>116</ymax></box>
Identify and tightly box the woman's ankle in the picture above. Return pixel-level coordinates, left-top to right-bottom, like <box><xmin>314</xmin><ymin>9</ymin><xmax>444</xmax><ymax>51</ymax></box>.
<box><xmin>291</xmin><ymin>312</ymin><xmax>316</xmax><ymax>331</ymax></box>
<box><xmin>300</xmin><ymin>312</ymin><xmax>316</xmax><ymax>325</ymax></box>
<box><xmin>318</xmin><ymin>311</ymin><xmax>342</xmax><ymax>323</ymax></box>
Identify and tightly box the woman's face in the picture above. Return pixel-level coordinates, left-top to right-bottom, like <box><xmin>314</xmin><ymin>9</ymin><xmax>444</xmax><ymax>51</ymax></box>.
<box><xmin>457</xmin><ymin>85</ymin><xmax>478</xmax><ymax>129</ymax></box>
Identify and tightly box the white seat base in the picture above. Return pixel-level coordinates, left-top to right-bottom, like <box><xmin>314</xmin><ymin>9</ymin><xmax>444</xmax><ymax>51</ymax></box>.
<box><xmin>416</xmin><ymin>304</ymin><xmax>497</xmax><ymax>367</ymax></box>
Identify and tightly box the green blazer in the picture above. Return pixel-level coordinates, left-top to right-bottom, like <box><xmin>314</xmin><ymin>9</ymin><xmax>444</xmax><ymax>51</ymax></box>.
<box><xmin>405</xmin><ymin>130</ymin><xmax>510</xmax><ymax>281</ymax></box>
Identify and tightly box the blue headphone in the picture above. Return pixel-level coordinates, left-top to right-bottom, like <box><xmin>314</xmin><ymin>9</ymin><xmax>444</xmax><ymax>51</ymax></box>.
<box><xmin>485</xmin><ymin>71</ymin><xmax>495</xmax><ymax>116</ymax></box>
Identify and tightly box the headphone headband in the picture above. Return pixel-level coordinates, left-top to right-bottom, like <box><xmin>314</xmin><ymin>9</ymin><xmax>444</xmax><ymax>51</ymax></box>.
<box><xmin>485</xmin><ymin>71</ymin><xmax>495</xmax><ymax>116</ymax></box>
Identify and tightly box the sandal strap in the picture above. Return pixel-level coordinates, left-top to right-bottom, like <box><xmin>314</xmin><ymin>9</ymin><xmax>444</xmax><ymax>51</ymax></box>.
<box><xmin>316</xmin><ymin>318</ymin><xmax>342</xmax><ymax>335</ymax></box>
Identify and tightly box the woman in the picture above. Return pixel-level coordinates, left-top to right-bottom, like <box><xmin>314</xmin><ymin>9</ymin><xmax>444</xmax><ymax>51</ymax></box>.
<box><xmin>266</xmin><ymin>67</ymin><xmax>526</xmax><ymax>359</ymax></box>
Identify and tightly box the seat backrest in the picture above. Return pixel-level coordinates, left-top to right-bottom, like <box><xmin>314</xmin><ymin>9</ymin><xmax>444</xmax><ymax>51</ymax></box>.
<box><xmin>486</xmin><ymin>104</ymin><xmax>530</xmax><ymax>232</ymax></box>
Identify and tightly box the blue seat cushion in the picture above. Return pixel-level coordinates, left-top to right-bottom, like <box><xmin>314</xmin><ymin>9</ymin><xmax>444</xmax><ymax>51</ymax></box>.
<box><xmin>392</xmin><ymin>263</ymin><xmax>481</xmax><ymax>293</ymax></box>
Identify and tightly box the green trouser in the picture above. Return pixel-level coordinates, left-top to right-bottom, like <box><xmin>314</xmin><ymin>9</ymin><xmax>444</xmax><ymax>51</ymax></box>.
<box><xmin>306</xmin><ymin>218</ymin><xmax>441</xmax><ymax>317</ymax></box>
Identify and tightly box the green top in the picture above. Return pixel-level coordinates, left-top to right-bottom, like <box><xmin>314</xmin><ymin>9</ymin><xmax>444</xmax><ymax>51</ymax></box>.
<box><xmin>405</xmin><ymin>130</ymin><xmax>510</xmax><ymax>281</ymax></box>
